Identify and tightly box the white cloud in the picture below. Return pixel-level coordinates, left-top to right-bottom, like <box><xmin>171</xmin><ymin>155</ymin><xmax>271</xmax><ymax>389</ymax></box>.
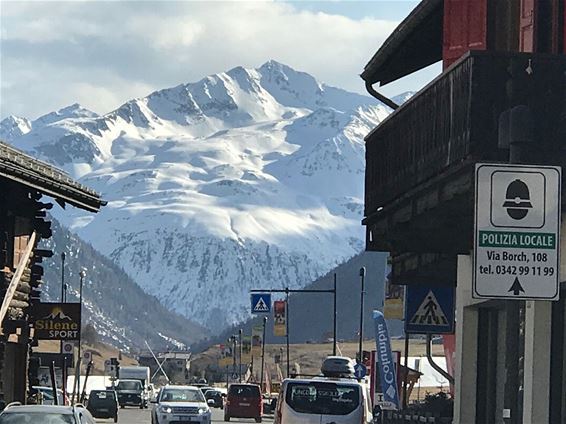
<box><xmin>0</xmin><ymin>0</ymin><xmax>405</xmax><ymax>120</ymax></box>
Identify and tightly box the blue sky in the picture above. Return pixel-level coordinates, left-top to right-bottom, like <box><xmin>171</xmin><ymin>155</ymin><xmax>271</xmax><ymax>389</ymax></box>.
<box><xmin>0</xmin><ymin>1</ymin><xmax>440</xmax><ymax>120</ymax></box>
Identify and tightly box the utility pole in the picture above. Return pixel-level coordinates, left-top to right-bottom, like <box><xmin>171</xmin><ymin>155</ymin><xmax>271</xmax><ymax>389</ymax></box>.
<box><xmin>260</xmin><ymin>316</ymin><xmax>267</xmax><ymax>392</ymax></box>
<box><xmin>239</xmin><ymin>329</ymin><xmax>243</xmax><ymax>383</ymax></box>
<box><xmin>358</xmin><ymin>267</ymin><xmax>366</xmax><ymax>364</ymax></box>
<box><xmin>333</xmin><ymin>273</ymin><xmax>337</xmax><ymax>356</ymax></box>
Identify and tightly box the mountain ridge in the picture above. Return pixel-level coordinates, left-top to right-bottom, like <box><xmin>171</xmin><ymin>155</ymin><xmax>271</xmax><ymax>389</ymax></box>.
<box><xmin>1</xmin><ymin>61</ymin><xmax>408</xmax><ymax>332</ymax></box>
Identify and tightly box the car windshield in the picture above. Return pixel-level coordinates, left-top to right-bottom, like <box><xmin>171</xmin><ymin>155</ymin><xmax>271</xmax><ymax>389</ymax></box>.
<box><xmin>285</xmin><ymin>381</ymin><xmax>360</xmax><ymax>416</ymax></box>
<box><xmin>160</xmin><ymin>389</ymin><xmax>204</xmax><ymax>402</ymax></box>
<box><xmin>117</xmin><ymin>381</ymin><xmax>141</xmax><ymax>390</ymax></box>
<box><xmin>0</xmin><ymin>412</ymin><xmax>75</xmax><ymax>424</ymax></box>
<box><xmin>229</xmin><ymin>385</ymin><xmax>260</xmax><ymax>398</ymax></box>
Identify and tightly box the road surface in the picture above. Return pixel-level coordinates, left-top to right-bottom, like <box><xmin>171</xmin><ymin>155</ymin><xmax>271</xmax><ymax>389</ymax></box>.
<box><xmin>96</xmin><ymin>406</ymin><xmax>274</xmax><ymax>423</ymax></box>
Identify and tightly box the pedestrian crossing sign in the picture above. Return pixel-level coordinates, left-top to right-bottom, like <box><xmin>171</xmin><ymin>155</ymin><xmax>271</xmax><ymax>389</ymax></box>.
<box><xmin>251</xmin><ymin>293</ymin><xmax>271</xmax><ymax>314</ymax></box>
<box><xmin>404</xmin><ymin>286</ymin><xmax>455</xmax><ymax>334</ymax></box>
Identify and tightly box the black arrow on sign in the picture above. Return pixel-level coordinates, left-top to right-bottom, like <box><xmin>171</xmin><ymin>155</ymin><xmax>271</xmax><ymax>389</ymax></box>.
<box><xmin>508</xmin><ymin>277</ymin><xmax>525</xmax><ymax>296</ymax></box>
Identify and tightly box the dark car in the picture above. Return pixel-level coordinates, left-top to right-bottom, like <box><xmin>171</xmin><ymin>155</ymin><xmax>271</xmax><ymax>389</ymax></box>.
<box><xmin>87</xmin><ymin>390</ymin><xmax>118</xmax><ymax>422</ymax></box>
<box><xmin>224</xmin><ymin>383</ymin><xmax>262</xmax><ymax>423</ymax></box>
<box><xmin>116</xmin><ymin>379</ymin><xmax>146</xmax><ymax>408</ymax></box>
<box><xmin>205</xmin><ymin>389</ymin><xmax>223</xmax><ymax>409</ymax></box>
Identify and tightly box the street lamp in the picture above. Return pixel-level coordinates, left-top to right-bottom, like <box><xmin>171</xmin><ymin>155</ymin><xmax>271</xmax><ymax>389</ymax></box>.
<box><xmin>61</xmin><ymin>252</ymin><xmax>66</xmax><ymax>303</ymax></box>
<box><xmin>358</xmin><ymin>267</ymin><xmax>366</xmax><ymax>365</ymax></box>
<box><xmin>74</xmin><ymin>268</ymin><xmax>86</xmax><ymax>404</ymax></box>
<box><xmin>229</xmin><ymin>335</ymin><xmax>237</xmax><ymax>379</ymax></box>
<box><xmin>78</xmin><ymin>270</ymin><xmax>86</xmax><ymax>367</ymax></box>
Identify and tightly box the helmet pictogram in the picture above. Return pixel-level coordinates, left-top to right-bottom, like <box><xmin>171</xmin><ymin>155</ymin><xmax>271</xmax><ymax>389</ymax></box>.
<box><xmin>502</xmin><ymin>179</ymin><xmax>532</xmax><ymax>220</ymax></box>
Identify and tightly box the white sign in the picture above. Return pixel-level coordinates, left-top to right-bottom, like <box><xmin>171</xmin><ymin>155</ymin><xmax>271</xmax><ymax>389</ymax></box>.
<box><xmin>474</xmin><ymin>164</ymin><xmax>561</xmax><ymax>300</ymax></box>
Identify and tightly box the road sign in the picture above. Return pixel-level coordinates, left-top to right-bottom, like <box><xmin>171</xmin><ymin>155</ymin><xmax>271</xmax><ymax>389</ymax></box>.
<box><xmin>251</xmin><ymin>293</ymin><xmax>271</xmax><ymax>314</ymax></box>
<box><xmin>474</xmin><ymin>164</ymin><xmax>561</xmax><ymax>300</ymax></box>
<box><xmin>62</xmin><ymin>341</ymin><xmax>75</xmax><ymax>354</ymax></box>
<box><xmin>83</xmin><ymin>351</ymin><xmax>92</xmax><ymax>363</ymax></box>
<box><xmin>405</xmin><ymin>286</ymin><xmax>455</xmax><ymax>334</ymax></box>
<box><xmin>354</xmin><ymin>363</ymin><xmax>367</xmax><ymax>379</ymax></box>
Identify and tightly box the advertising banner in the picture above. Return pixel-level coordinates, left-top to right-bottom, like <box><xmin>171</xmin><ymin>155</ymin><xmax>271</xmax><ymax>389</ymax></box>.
<box><xmin>383</xmin><ymin>258</ymin><xmax>404</xmax><ymax>320</ymax></box>
<box><xmin>251</xmin><ymin>325</ymin><xmax>263</xmax><ymax>356</ymax></box>
<box><xmin>373</xmin><ymin>310</ymin><xmax>400</xmax><ymax>410</ymax></box>
<box><xmin>32</xmin><ymin>303</ymin><xmax>81</xmax><ymax>340</ymax></box>
<box><xmin>273</xmin><ymin>300</ymin><xmax>287</xmax><ymax>337</ymax></box>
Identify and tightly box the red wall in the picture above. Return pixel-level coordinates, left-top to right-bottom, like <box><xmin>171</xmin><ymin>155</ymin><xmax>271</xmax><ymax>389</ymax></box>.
<box><xmin>443</xmin><ymin>0</ymin><xmax>488</xmax><ymax>68</ymax></box>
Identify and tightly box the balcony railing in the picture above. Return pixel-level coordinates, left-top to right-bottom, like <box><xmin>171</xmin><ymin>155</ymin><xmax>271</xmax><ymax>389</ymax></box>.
<box><xmin>364</xmin><ymin>51</ymin><xmax>566</xmax><ymax>219</ymax></box>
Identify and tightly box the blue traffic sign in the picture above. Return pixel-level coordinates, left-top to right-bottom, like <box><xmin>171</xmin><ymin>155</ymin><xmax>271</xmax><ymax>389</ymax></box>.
<box><xmin>354</xmin><ymin>363</ymin><xmax>367</xmax><ymax>379</ymax></box>
<box><xmin>251</xmin><ymin>293</ymin><xmax>271</xmax><ymax>314</ymax></box>
<box><xmin>404</xmin><ymin>286</ymin><xmax>455</xmax><ymax>334</ymax></box>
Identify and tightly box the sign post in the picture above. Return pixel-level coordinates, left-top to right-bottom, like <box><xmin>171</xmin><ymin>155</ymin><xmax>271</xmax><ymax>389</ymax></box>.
<box><xmin>474</xmin><ymin>164</ymin><xmax>561</xmax><ymax>300</ymax></box>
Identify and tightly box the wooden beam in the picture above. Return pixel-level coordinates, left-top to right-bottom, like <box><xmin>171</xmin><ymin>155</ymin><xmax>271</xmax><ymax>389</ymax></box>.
<box><xmin>0</xmin><ymin>231</ymin><xmax>36</xmax><ymax>333</ymax></box>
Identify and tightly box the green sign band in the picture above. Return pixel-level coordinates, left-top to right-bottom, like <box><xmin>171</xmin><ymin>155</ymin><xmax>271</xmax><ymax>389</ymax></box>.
<box><xmin>479</xmin><ymin>230</ymin><xmax>556</xmax><ymax>249</ymax></box>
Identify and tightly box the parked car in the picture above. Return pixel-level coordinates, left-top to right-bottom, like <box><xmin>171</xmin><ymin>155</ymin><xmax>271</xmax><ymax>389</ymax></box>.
<box><xmin>0</xmin><ymin>403</ymin><xmax>96</xmax><ymax>423</ymax></box>
<box><xmin>86</xmin><ymin>389</ymin><xmax>118</xmax><ymax>422</ymax></box>
<box><xmin>116</xmin><ymin>379</ymin><xmax>147</xmax><ymax>408</ymax></box>
<box><xmin>274</xmin><ymin>356</ymin><xmax>373</xmax><ymax>424</ymax></box>
<box><xmin>204</xmin><ymin>389</ymin><xmax>224</xmax><ymax>409</ymax></box>
<box><xmin>151</xmin><ymin>385</ymin><xmax>211</xmax><ymax>424</ymax></box>
<box><xmin>224</xmin><ymin>383</ymin><xmax>262</xmax><ymax>422</ymax></box>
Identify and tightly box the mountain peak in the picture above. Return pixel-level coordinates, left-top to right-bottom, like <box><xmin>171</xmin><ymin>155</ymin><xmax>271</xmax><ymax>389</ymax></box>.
<box><xmin>34</xmin><ymin>103</ymin><xmax>99</xmax><ymax>127</ymax></box>
<box><xmin>0</xmin><ymin>115</ymin><xmax>32</xmax><ymax>142</ymax></box>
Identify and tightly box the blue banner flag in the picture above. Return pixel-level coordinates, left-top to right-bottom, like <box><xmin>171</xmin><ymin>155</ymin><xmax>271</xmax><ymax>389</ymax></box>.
<box><xmin>373</xmin><ymin>310</ymin><xmax>400</xmax><ymax>410</ymax></box>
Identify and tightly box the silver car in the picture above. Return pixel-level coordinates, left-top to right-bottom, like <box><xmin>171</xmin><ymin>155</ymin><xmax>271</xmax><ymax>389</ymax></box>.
<box><xmin>0</xmin><ymin>403</ymin><xmax>96</xmax><ymax>423</ymax></box>
<box><xmin>151</xmin><ymin>385</ymin><xmax>211</xmax><ymax>424</ymax></box>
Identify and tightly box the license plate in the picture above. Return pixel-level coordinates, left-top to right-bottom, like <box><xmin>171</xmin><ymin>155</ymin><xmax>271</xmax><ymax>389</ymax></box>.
<box><xmin>240</xmin><ymin>403</ymin><xmax>250</xmax><ymax>406</ymax></box>
<box><xmin>98</xmin><ymin>409</ymin><xmax>108</xmax><ymax>412</ymax></box>
<box><xmin>180</xmin><ymin>416</ymin><xmax>198</xmax><ymax>421</ymax></box>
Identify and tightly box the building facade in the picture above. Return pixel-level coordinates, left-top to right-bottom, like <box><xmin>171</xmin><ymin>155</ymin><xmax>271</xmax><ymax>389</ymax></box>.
<box><xmin>362</xmin><ymin>0</ymin><xmax>566</xmax><ymax>422</ymax></box>
<box><xmin>0</xmin><ymin>141</ymin><xmax>104</xmax><ymax>405</ymax></box>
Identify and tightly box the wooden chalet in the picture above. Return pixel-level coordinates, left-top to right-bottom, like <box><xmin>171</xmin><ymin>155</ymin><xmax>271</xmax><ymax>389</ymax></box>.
<box><xmin>362</xmin><ymin>0</ymin><xmax>566</xmax><ymax>422</ymax></box>
<box><xmin>0</xmin><ymin>141</ymin><xmax>105</xmax><ymax>405</ymax></box>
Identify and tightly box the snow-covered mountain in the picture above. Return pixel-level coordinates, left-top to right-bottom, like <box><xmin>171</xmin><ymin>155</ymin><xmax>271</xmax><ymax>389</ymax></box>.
<box><xmin>1</xmin><ymin>61</ymin><xmax>397</xmax><ymax>331</ymax></box>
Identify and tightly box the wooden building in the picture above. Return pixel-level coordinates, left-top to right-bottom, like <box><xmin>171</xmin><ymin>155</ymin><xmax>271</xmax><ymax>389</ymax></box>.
<box><xmin>362</xmin><ymin>0</ymin><xmax>566</xmax><ymax>422</ymax></box>
<box><xmin>0</xmin><ymin>141</ymin><xmax>104</xmax><ymax>405</ymax></box>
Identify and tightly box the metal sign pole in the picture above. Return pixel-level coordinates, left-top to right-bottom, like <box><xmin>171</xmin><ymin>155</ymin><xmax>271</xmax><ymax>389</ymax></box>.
<box><xmin>358</xmin><ymin>267</ymin><xmax>366</xmax><ymax>364</ymax></box>
<box><xmin>260</xmin><ymin>316</ymin><xmax>267</xmax><ymax>392</ymax></box>
<box><xmin>285</xmin><ymin>288</ymin><xmax>290</xmax><ymax>378</ymax></box>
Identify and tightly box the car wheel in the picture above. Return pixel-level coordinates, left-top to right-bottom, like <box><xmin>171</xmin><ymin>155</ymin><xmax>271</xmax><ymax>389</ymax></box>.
<box><xmin>114</xmin><ymin>414</ymin><xmax>118</xmax><ymax>423</ymax></box>
<box><xmin>120</xmin><ymin>404</ymin><xmax>125</xmax><ymax>409</ymax></box>
<box><xmin>224</xmin><ymin>413</ymin><xmax>230</xmax><ymax>422</ymax></box>
<box><xmin>255</xmin><ymin>418</ymin><xmax>262</xmax><ymax>423</ymax></box>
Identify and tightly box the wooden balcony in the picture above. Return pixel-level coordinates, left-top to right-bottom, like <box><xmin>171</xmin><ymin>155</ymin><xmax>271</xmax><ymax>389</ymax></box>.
<box><xmin>364</xmin><ymin>51</ymin><xmax>566</xmax><ymax>256</ymax></box>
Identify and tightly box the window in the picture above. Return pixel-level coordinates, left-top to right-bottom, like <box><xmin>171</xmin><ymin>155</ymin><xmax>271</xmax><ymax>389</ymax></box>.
<box><xmin>229</xmin><ymin>385</ymin><xmax>260</xmax><ymax>398</ymax></box>
<box><xmin>285</xmin><ymin>381</ymin><xmax>360</xmax><ymax>416</ymax></box>
<box><xmin>160</xmin><ymin>389</ymin><xmax>204</xmax><ymax>402</ymax></box>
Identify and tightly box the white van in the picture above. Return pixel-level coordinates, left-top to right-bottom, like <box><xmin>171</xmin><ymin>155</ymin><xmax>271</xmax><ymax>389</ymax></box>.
<box><xmin>274</xmin><ymin>377</ymin><xmax>373</xmax><ymax>424</ymax></box>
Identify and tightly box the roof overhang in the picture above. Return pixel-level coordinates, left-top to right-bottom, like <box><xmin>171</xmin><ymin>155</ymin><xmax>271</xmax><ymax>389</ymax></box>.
<box><xmin>0</xmin><ymin>142</ymin><xmax>106</xmax><ymax>213</ymax></box>
<box><xmin>361</xmin><ymin>0</ymin><xmax>443</xmax><ymax>86</ymax></box>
